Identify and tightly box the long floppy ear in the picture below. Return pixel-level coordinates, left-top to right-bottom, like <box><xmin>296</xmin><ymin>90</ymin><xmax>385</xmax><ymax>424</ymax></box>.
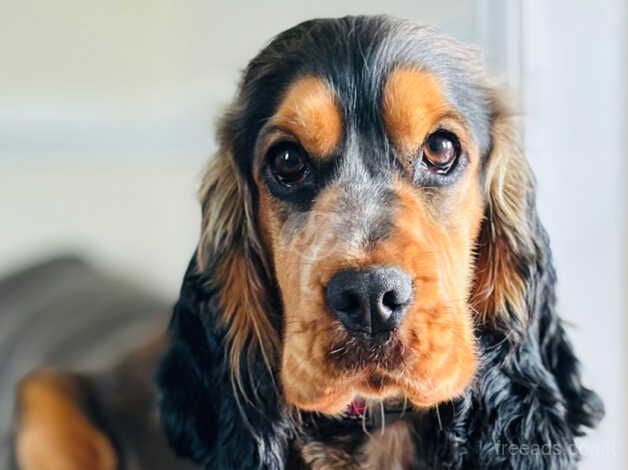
<box><xmin>155</xmin><ymin>147</ymin><xmax>289</xmax><ymax>469</ymax></box>
<box><xmin>424</xmin><ymin>94</ymin><xmax>604</xmax><ymax>468</ymax></box>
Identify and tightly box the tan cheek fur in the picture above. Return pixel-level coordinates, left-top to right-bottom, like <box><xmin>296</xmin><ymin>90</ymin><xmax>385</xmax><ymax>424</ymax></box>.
<box><xmin>367</xmin><ymin>180</ymin><xmax>482</xmax><ymax>407</ymax></box>
<box><xmin>259</xmin><ymin>187</ymin><xmax>358</xmax><ymax>414</ymax></box>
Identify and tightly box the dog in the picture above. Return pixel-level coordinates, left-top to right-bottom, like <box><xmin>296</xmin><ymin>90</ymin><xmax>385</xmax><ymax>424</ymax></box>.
<box><xmin>12</xmin><ymin>15</ymin><xmax>603</xmax><ymax>470</ymax></box>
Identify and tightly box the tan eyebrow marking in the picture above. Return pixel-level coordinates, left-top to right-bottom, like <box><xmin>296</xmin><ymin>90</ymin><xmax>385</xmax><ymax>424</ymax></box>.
<box><xmin>383</xmin><ymin>68</ymin><xmax>451</xmax><ymax>156</ymax></box>
<box><xmin>271</xmin><ymin>76</ymin><xmax>343</xmax><ymax>158</ymax></box>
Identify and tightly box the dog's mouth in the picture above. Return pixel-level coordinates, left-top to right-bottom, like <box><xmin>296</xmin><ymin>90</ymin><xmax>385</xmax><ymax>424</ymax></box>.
<box><xmin>327</xmin><ymin>328</ymin><xmax>406</xmax><ymax>373</ymax></box>
<box><xmin>318</xmin><ymin>332</ymin><xmax>410</xmax><ymax>411</ymax></box>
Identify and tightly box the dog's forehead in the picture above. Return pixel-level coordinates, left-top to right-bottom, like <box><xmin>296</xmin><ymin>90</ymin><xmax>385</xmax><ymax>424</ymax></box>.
<box><xmin>227</xmin><ymin>15</ymin><xmax>492</xmax><ymax>174</ymax></box>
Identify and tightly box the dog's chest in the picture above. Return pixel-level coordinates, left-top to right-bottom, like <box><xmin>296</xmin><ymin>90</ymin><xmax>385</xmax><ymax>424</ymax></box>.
<box><xmin>301</xmin><ymin>421</ymin><xmax>416</xmax><ymax>470</ymax></box>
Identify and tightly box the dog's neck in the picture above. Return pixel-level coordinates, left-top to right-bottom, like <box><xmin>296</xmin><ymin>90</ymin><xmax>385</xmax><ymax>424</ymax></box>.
<box><xmin>300</xmin><ymin>420</ymin><xmax>416</xmax><ymax>470</ymax></box>
<box><xmin>295</xmin><ymin>398</ymin><xmax>421</xmax><ymax>469</ymax></box>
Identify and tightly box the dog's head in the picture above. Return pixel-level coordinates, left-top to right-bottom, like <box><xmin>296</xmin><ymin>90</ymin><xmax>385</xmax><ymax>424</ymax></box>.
<box><xmin>157</xmin><ymin>16</ymin><xmax>602</xmax><ymax>468</ymax></box>
<box><xmin>199</xmin><ymin>16</ymin><xmax>529</xmax><ymax>413</ymax></box>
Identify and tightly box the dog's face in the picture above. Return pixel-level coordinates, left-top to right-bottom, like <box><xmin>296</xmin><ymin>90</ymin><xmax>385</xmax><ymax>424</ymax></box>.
<box><xmin>256</xmin><ymin>70</ymin><xmax>482</xmax><ymax>413</ymax></box>
<box><xmin>199</xmin><ymin>17</ymin><xmax>531</xmax><ymax>416</ymax></box>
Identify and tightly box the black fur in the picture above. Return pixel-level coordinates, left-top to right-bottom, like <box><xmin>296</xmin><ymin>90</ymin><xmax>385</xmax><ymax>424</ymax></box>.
<box><xmin>156</xmin><ymin>15</ymin><xmax>603</xmax><ymax>469</ymax></box>
<box><xmin>155</xmin><ymin>259</ymin><xmax>291</xmax><ymax>469</ymax></box>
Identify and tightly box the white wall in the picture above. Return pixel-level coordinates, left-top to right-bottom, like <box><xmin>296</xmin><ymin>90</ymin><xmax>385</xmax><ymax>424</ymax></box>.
<box><xmin>522</xmin><ymin>1</ymin><xmax>627</xmax><ymax>467</ymax></box>
<box><xmin>0</xmin><ymin>0</ymin><xmax>483</xmax><ymax>164</ymax></box>
<box><xmin>0</xmin><ymin>0</ymin><xmax>499</xmax><ymax>299</ymax></box>
<box><xmin>0</xmin><ymin>0</ymin><xmax>488</xmax><ymax>297</ymax></box>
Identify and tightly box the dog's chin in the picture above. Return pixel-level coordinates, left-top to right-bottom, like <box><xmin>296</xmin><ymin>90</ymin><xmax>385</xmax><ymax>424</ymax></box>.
<box><xmin>285</xmin><ymin>372</ymin><xmax>470</xmax><ymax>416</ymax></box>
<box><xmin>281</xmin><ymin>336</ymin><xmax>476</xmax><ymax>415</ymax></box>
<box><xmin>287</xmin><ymin>388</ymin><xmax>356</xmax><ymax>415</ymax></box>
<box><xmin>281</xmin><ymin>331</ymin><xmax>405</xmax><ymax>414</ymax></box>
<box><xmin>281</xmin><ymin>364</ymin><xmax>403</xmax><ymax>415</ymax></box>
<box><xmin>284</xmin><ymin>382</ymin><xmax>403</xmax><ymax>416</ymax></box>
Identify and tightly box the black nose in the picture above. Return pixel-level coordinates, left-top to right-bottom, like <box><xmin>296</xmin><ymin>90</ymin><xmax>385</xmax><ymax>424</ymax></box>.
<box><xmin>324</xmin><ymin>267</ymin><xmax>413</xmax><ymax>335</ymax></box>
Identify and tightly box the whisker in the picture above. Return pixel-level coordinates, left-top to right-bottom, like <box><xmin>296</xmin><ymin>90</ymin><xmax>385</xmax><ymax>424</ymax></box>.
<box><xmin>435</xmin><ymin>404</ymin><xmax>443</xmax><ymax>431</ymax></box>
<box><xmin>379</xmin><ymin>400</ymin><xmax>386</xmax><ymax>436</ymax></box>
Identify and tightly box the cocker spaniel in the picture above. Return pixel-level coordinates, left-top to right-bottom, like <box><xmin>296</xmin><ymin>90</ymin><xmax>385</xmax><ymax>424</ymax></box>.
<box><xmin>12</xmin><ymin>15</ymin><xmax>603</xmax><ymax>470</ymax></box>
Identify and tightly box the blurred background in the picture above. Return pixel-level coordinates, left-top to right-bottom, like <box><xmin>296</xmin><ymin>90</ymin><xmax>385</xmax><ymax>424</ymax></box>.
<box><xmin>0</xmin><ymin>0</ymin><xmax>625</xmax><ymax>468</ymax></box>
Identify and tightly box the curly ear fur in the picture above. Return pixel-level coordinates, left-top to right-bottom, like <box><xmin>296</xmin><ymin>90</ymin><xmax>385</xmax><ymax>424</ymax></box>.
<box><xmin>155</xmin><ymin>148</ymin><xmax>289</xmax><ymax>469</ymax></box>
<box><xmin>420</xmin><ymin>94</ymin><xmax>604</xmax><ymax>469</ymax></box>
<box><xmin>471</xmin><ymin>95</ymin><xmax>537</xmax><ymax>326</ymax></box>
<box><xmin>196</xmin><ymin>150</ymin><xmax>280</xmax><ymax>394</ymax></box>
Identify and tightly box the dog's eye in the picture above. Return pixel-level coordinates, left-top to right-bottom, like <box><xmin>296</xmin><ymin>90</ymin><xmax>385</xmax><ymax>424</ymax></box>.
<box><xmin>422</xmin><ymin>131</ymin><xmax>460</xmax><ymax>174</ymax></box>
<box><xmin>268</xmin><ymin>142</ymin><xmax>310</xmax><ymax>186</ymax></box>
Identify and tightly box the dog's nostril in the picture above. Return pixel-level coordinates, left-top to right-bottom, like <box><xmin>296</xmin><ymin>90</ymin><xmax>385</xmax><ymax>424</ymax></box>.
<box><xmin>381</xmin><ymin>284</ymin><xmax>412</xmax><ymax>310</ymax></box>
<box><xmin>325</xmin><ymin>267</ymin><xmax>413</xmax><ymax>335</ymax></box>
<box><xmin>336</xmin><ymin>292</ymin><xmax>362</xmax><ymax>314</ymax></box>
<box><xmin>381</xmin><ymin>290</ymin><xmax>400</xmax><ymax>316</ymax></box>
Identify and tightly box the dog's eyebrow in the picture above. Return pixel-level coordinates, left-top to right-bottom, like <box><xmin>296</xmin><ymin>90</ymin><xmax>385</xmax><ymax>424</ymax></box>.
<box><xmin>270</xmin><ymin>76</ymin><xmax>343</xmax><ymax>158</ymax></box>
<box><xmin>383</xmin><ymin>68</ymin><xmax>452</xmax><ymax>156</ymax></box>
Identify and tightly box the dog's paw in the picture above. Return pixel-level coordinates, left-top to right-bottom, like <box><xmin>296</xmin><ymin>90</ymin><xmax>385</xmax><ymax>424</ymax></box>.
<box><xmin>14</xmin><ymin>369</ymin><xmax>117</xmax><ymax>470</ymax></box>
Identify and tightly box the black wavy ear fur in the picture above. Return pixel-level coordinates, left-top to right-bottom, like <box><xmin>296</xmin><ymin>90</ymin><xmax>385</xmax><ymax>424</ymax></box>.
<box><xmin>155</xmin><ymin>149</ymin><xmax>289</xmax><ymax>469</ymax></box>
<box><xmin>418</xmin><ymin>95</ymin><xmax>604</xmax><ymax>469</ymax></box>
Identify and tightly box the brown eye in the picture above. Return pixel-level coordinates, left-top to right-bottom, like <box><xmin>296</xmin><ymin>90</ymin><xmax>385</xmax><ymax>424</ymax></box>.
<box><xmin>422</xmin><ymin>131</ymin><xmax>460</xmax><ymax>173</ymax></box>
<box><xmin>268</xmin><ymin>142</ymin><xmax>310</xmax><ymax>186</ymax></box>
